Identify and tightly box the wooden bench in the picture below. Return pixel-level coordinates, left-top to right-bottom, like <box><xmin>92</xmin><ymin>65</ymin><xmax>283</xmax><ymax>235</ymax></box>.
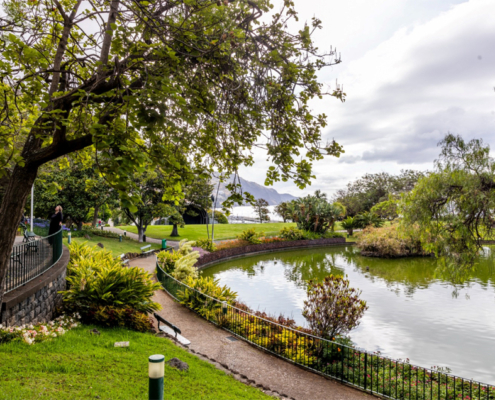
<box><xmin>119</xmin><ymin>253</ymin><xmax>130</xmax><ymax>266</ymax></box>
<box><xmin>140</xmin><ymin>245</ymin><xmax>154</xmax><ymax>257</ymax></box>
<box><xmin>154</xmin><ymin>313</ymin><xmax>190</xmax><ymax>346</ymax></box>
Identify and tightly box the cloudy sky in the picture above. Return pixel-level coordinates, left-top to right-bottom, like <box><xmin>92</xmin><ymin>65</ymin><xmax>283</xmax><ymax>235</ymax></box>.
<box><xmin>238</xmin><ymin>0</ymin><xmax>495</xmax><ymax>198</ymax></box>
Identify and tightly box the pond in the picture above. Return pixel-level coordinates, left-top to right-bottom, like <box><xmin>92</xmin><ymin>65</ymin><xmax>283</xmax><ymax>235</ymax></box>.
<box><xmin>202</xmin><ymin>245</ymin><xmax>495</xmax><ymax>384</ymax></box>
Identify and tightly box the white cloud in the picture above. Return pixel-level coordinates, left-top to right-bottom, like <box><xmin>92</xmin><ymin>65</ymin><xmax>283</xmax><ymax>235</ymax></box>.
<box><xmin>241</xmin><ymin>0</ymin><xmax>495</xmax><ymax>198</ymax></box>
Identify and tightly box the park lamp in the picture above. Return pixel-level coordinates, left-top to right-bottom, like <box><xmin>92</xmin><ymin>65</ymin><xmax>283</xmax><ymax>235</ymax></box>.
<box><xmin>222</xmin><ymin>301</ymin><xmax>228</xmax><ymax>315</ymax></box>
<box><xmin>148</xmin><ymin>354</ymin><xmax>164</xmax><ymax>400</ymax></box>
<box><xmin>68</xmin><ymin>232</ymin><xmax>71</xmax><ymax>244</ymax></box>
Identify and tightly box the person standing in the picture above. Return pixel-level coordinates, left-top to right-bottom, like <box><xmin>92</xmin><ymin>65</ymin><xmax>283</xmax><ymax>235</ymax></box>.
<box><xmin>48</xmin><ymin>205</ymin><xmax>63</xmax><ymax>244</ymax></box>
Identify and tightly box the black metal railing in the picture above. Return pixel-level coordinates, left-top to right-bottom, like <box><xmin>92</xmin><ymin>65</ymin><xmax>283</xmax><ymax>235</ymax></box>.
<box><xmin>156</xmin><ymin>262</ymin><xmax>495</xmax><ymax>400</ymax></box>
<box><xmin>5</xmin><ymin>229</ymin><xmax>63</xmax><ymax>294</ymax></box>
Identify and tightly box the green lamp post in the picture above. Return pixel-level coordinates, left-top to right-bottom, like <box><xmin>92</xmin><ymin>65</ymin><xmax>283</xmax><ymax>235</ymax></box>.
<box><xmin>149</xmin><ymin>354</ymin><xmax>165</xmax><ymax>400</ymax></box>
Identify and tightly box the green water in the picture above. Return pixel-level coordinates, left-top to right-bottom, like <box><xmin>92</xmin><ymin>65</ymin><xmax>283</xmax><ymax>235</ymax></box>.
<box><xmin>202</xmin><ymin>245</ymin><xmax>495</xmax><ymax>384</ymax></box>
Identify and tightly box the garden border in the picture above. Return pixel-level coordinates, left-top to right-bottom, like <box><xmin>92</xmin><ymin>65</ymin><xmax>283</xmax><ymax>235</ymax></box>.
<box><xmin>195</xmin><ymin>237</ymin><xmax>347</xmax><ymax>269</ymax></box>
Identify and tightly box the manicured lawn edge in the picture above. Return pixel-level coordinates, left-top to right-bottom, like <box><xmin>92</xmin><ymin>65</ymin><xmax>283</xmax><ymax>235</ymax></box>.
<box><xmin>0</xmin><ymin>325</ymin><xmax>271</xmax><ymax>400</ymax></box>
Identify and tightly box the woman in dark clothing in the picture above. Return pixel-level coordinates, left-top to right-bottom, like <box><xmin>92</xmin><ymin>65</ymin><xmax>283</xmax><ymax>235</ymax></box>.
<box><xmin>48</xmin><ymin>205</ymin><xmax>63</xmax><ymax>244</ymax></box>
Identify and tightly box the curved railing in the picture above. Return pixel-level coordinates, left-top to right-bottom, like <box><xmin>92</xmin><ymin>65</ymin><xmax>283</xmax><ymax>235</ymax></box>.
<box><xmin>156</xmin><ymin>261</ymin><xmax>495</xmax><ymax>400</ymax></box>
<box><xmin>4</xmin><ymin>228</ymin><xmax>63</xmax><ymax>294</ymax></box>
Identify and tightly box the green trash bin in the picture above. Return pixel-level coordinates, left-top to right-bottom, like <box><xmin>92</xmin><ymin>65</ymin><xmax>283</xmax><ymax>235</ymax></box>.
<box><xmin>161</xmin><ymin>239</ymin><xmax>167</xmax><ymax>249</ymax></box>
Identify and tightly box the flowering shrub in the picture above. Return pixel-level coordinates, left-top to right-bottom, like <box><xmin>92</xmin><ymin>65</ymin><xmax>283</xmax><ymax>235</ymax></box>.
<box><xmin>260</xmin><ymin>236</ymin><xmax>286</xmax><ymax>244</ymax></box>
<box><xmin>215</xmin><ymin>239</ymin><xmax>250</xmax><ymax>251</ymax></box>
<box><xmin>0</xmin><ymin>313</ymin><xmax>80</xmax><ymax>345</ymax></box>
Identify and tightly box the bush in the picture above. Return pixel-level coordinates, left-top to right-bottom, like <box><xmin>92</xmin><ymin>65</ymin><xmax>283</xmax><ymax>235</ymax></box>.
<box><xmin>208</xmin><ymin>210</ymin><xmax>229</xmax><ymax>224</ymax></box>
<box><xmin>356</xmin><ymin>225</ymin><xmax>426</xmax><ymax>257</ymax></box>
<box><xmin>85</xmin><ymin>306</ymin><xmax>153</xmax><ymax>332</ymax></box>
<box><xmin>195</xmin><ymin>239</ymin><xmax>217</xmax><ymax>252</ymax></box>
<box><xmin>171</xmin><ymin>252</ymin><xmax>199</xmax><ymax>281</ymax></box>
<box><xmin>237</xmin><ymin>228</ymin><xmax>264</xmax><ymax>244</ymax></box>
<box><xmin>302</xmin><ymin>275</ymin><xmax>368</xmax><ymax>340</ymax></box>
<box><xmin>63</xmin><ymin>243</ymin><xmax>161</xmax><ymax>315</ymax></box>
<box><xmin>279</xmin><ymin>227</ymin><xmax>305</xmax><ymax>240</ymax></box>
<box><xmin>156</xmin><ymin>250</ymin><xmax>181</xmax><ymax>274</ymax></box>
<box><xmin>177</xmin><ymin>276</ymin><xmax>237</xmax><ymax>319</ymax></box>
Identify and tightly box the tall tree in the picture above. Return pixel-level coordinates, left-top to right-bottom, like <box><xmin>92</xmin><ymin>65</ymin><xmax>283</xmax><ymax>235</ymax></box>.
<box><xmin>34</xmin><ymin>165</ymin><xmax>117</xmax><ymax>230</ymax></box>
<box><xmin>274</xmin><ymin>201</ymin><xmax>291</xmax><ymax>222</ymax></box>
<box><xmin>123</xmin><ymin>171</ymin><xmax>181</xmax><ymax>242</ymax></box>
<box><xmin>334</xmin><ymin>170</ymin><xmax>424</xmax><ymax>216</ymax></box>
<box><xmin>0</xmin><ymin>0</ymin><xmax>345</xmax><ymax>304</ymax></box>
<box><xmin>253</xmin><ymin>198</ymin><xmax>270</xmax><ymax>223</ymax></box>
<box><xmin>400</xmin><ymin>134</ymin><xmax>495</xmax><ymax>279</ymax></box>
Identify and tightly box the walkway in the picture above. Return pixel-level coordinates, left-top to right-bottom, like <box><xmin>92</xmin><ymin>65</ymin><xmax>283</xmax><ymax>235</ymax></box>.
<box><xmin>103</xmin><ymin>227</ymin><xmax>180</xmax><ymax>249</ymax></box>
<box><xmin>133</xmin><ymin>256</ymin><xmax>369</xmax><ymax>400</ymax></box>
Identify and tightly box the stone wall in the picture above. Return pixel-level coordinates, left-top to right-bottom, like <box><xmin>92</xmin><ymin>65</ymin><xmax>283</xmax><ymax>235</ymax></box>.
<box><xmin>1</xmin><ymin>246</ymin><xmax>69</xmax><ymax>326</ymax></box>
<box><xmin>196</xmin><ymin>237</ymin><xmax>347</xmax><ymax>269</ymax></box>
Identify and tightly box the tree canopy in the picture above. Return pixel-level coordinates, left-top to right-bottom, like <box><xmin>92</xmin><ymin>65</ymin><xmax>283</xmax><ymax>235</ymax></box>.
<box><xmin>0</xmin><ymin>0</ymin><xmax>345</xmax><ymax>302</ymax></box>
<box><xmin>400</xmin><ymin>134</ymin><xmax>495</xmax><ymax>278</ymax></box>
<box><xmin>333</xmin><ymin>170</ymin><xmax>424</xmax><ymax>216</ymax></box>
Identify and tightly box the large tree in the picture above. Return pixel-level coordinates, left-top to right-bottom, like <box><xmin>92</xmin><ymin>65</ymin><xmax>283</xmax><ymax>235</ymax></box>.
<box><xmin>124</xmin><ymin>171</ymin><xmax>181</xmax><ymax>242</ymax></box>
<box><xmin>334</xmin><ymin>170</ymin><xmax>424</xmax><ymax>216</ymax></box>
<box><xmin>33</xmin><ymin>164</ymin><xmax>117</xmax><ymax>230</ymax></box>
<box><xmin>0</xmin><ymin>0</ymin><xmax>345</xmax><ymax>304</ymax></box>
<box><xmin>400</xmin><ymin>134</ymin><xmax>495</xmax><ymax>279</ymax></box>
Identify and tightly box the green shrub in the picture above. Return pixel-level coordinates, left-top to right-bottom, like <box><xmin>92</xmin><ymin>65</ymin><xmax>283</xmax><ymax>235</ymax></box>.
<box><xmin>87</xmin><ymin>306</ymin><xmax>153</xmax><ymax>332</ymax></box>
<box><xmin>195</xmin><ymin>239</ymin><xmax>217</xmax><ymax>252</ymax></box>
<box><xmin>171</xmin><ymin>252</ymin><xmax>199</xmax><ymax>281</ymax></box>
<box><xmin>356</xmin><ymin>225</ymin><xmax>425</xmax><ymax>257</ymax></box>
<box><xmin>63</xmin><ymin>243</ymin><xmax>161</xmax><ymax>314</ymax></box>
<box><xmin>303</xmin><ymin>275</ymin><xmax>368</xmax><ymax>340</ymax></box>
<box><xmin>208</xmin><ymin>210</ymin><xmax>229</xmax><ymax>224</ymax></box>
<box><xmin>177</xmin><ymin>239</ymin><xmax>196</xmax><ymax>255</ymax></box>
<box><xmin>301</xmin><ymin>230</ymin><xmax>344</xmax><ymax>240</ymax></box>
<box><xmin>237</xmin><ymin>228</ymin><xmax>264</xmax><ymax>244</ymax></box>
<box><xmin>156</xmin><ymin>250</ymin><xmax>181</xmax><ymax>273</ymax></box>
<box><xmin>177</xmin><ymin>276</ymin><xmax>237</xmax><ymax>319</ymax></box>
<box><xmin>279</xmin><ymin>227</ymin><xmax>305</xmax><ymax>241</ymax></box>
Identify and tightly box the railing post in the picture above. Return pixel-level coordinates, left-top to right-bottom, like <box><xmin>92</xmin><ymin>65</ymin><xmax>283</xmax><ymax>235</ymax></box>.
<box><xmin>364</xmin><ymin>353</ymin><xmax>368</xmax><ymax>392</ymax></box>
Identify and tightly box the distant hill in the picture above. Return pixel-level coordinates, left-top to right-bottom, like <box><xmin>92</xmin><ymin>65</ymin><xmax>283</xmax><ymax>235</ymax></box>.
<box><xmin>211</xmin><ymin>175</ymin><xmax>298</xmax><ymax>206</ymax></box>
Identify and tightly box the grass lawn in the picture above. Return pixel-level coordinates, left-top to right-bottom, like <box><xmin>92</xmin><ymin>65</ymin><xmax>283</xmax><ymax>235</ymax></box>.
<box><xmin>120</xmin><ymin>222</ymin><xmax>297</xmax><ymax>242</ymax></box>
<box><xmin>0</xmin><ymin>325</ymin><xmax>270</xmax><ymax>400</ymax></box>
<box><xmin>63</xmin><ymin>235</ymin><xmax>161</xmax><ymax>257</ymax></box>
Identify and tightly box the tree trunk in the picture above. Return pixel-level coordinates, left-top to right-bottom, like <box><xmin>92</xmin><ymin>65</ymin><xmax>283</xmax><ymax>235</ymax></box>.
<box><xmin>0</xmin><ymin>165</ymin><xmax>39</xmax><ymax>308</ymax></box>
<box><xmin>77</xmin><ymin>221</ymin><xmax>83</xmax><ymax>231</ymax></box>
<box><xmin>137</xmin><ymin>226</ymin><xmax>145</xmax><ymax>243</ymax></box>
<box><xmin>170</xmin><ymin>223</ymin><xmax>179</xmax><ymax>237</ymax></box>
<box><xmin>92</xmin><ymin>205</ymin><xmax>99</xmax><ymax>228</ymax></box>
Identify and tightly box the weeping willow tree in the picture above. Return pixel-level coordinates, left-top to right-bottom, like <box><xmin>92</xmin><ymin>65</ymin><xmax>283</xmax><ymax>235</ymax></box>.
<box><xmin>400</xmin><ymin>134</ymin><xmax>495</xmax><ymax>281</ymax></box>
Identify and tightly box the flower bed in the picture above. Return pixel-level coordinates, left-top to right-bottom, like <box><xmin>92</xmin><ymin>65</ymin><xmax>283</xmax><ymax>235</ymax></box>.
<box><xmin>0</xmin><ymin>313</ymin><xmax>80</xmax><ymax>345</ymax></box>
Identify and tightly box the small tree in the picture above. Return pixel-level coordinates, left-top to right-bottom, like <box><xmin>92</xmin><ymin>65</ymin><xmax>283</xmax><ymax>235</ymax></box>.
<box><xmin>340</xmin><ymin>216</ymin><xmax>358</xmax><ymax>236</ymax></box>
<box><xmin>302</xmin><ymin>275</ymin><xmax>368</xmax><ymax>339</ymax></box>
<box><xmin>253</xmin><ymin>199</ymin><xmax>270</xmax><ymax>223</ymax></box>
<box><xmin>274</xmin><ymin>201</ymin><xmax>292</xmax><ymax>222</ymax></box>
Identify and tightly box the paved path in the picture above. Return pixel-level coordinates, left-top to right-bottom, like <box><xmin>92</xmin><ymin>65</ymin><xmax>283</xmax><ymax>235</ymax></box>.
<box><xmin>103</xmin><ymin>227</ymin><xmax>180</xmax><ymax>249</ymax></box>
<box><xmin>133</xmin><ymin>256</ymin><xmax>369</xmax><ymax>400</ymax></box>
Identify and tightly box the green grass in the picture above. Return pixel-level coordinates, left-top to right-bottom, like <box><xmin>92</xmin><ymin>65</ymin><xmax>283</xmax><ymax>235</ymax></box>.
<box><xmin>120</xmin><ymin>222</ymin><xmax>297</xmax><ymax>242</ymax></box>
<box><xmin>0</xmin><ymin>325</ymin><xmax>270</xmax><ymax>400</ymax></box>
<box><xmin>63</xmin><ymin>235</ymin><xmax>161</xmax><ymax>257</ymax></box>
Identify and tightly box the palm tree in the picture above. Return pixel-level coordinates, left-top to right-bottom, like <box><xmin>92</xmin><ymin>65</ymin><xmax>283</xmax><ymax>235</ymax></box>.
<box><xmin>341</xmin><ymin>216</ymin><xmax>358</xmax><ymax>236</ymax></box>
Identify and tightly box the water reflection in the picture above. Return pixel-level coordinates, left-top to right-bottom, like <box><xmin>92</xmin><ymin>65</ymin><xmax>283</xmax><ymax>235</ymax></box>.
<box><xmin>202</xmin><ymin>245</ymin><xmax>495</xmax><ymax>383</ymax></box>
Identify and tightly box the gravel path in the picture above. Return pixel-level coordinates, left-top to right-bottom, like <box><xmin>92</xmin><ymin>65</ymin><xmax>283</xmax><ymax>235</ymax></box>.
<box><xmin>133</xmin><ymin>256</ymin><xmax>369</xmax><ymax>400</ymax></box>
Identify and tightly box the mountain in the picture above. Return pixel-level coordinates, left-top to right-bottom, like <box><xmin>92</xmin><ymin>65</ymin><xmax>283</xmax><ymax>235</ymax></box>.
<box><xmin>211</xmin><ymin>175</ymin><xmax>298</xmax><ymax>206</ymax></box>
